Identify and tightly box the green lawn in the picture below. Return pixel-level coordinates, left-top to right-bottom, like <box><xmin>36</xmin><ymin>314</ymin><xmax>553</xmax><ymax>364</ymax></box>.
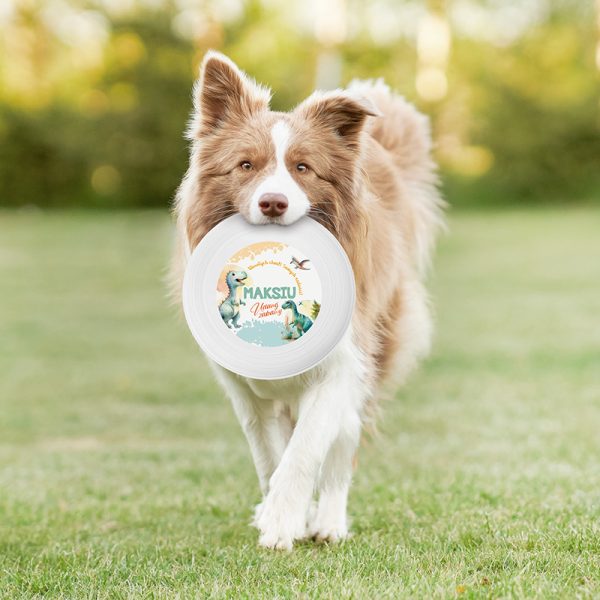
<box><xmin>1</xmin><ymin>208</ymin><xmax>599</xmax><ymax>599</ymax></box>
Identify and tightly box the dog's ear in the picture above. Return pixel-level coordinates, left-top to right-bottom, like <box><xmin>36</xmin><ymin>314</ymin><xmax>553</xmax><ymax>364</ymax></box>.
<box><xmin>296</xmin><ymin>91</ymin><xmax>381</xmax><ymax>150</ymax></box>
<box><xmin>194</xmin><ymin>51</ymin><xmax>271</xmax><ymax>136</ymax></box>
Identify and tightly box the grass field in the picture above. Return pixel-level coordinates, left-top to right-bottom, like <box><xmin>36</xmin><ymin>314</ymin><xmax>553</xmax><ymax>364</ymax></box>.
<box><xmin>1</xmin><ymin>208</ymin><xmax>599</xmax><ymax>599</ymax></box>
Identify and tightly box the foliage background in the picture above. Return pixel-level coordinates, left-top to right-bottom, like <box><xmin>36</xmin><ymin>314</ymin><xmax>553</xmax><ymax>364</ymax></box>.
<box><xmin>2</xmin><ymin>4</ymin><xmax>600</xmax><ymax>595</ymax></box>
<box><xmin>0</xmin><ymin>0</ymin><xmax>599</xmax><ymax>210</ymax></box>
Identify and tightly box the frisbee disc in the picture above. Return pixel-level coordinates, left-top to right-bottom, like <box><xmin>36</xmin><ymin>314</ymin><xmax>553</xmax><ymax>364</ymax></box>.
<box><xmin>182</xmin><ymin>214</ymin><xmax>355</xmax><ymax>380</ymax></box>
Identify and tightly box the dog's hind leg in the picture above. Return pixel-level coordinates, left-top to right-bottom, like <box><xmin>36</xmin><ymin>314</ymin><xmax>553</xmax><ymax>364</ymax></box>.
<box><xmin>251</xmin><ymin>402</ymin><xmax>295</xmax><ymax>526</ymax></box>
<box><xmin>210</xmin><ymin>364</ymin><xmax>286</xmax><ymax>496</ymax></box>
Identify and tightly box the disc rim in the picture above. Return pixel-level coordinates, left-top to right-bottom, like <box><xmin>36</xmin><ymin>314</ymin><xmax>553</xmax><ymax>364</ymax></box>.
<box><xmin>182</xmin><ymin>215</ymin><xmax>355</xmax><ymax>380</ymax></box>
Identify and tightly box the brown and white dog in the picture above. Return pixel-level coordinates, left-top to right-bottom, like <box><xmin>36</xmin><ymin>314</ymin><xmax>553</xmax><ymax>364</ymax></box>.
<box><xmin>172</xmin><ymin>51</ymin><xmax>444</xmax><ymax>550</ymax></box>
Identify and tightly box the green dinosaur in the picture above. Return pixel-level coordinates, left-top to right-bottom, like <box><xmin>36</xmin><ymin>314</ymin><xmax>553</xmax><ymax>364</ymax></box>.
<box><xmin>281</xmin><ymin>300</ymin><xmax>313</xmax><ymax>339</ymax></box>
<box><xmin>219</xmin><ymin>270</ymin><xmax>247</xmax><ymax>328</ymax></box>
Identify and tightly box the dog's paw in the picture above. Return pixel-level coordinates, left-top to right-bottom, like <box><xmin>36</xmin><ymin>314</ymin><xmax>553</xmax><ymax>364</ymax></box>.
<box><xmin>307</xmin><ymin>522</ymin><xmax>349</xmax><ymax>544</ymax></box>
<box><xmin>258</xmin><ymin>528</ymin><xmax>294</xmax><ymax>551</ymax></box>
<box><xmin>307</xmin><ymin>502</ymin><xmax>349</xmax><ymax>544</ymax></box>
<box><xmin>256</xmin><ymin>494</ymin><xmax>307</xmax><ymax>551</ymax></box>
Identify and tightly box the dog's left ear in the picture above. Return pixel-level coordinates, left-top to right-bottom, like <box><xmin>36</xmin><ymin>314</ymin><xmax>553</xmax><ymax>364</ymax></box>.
<box><xmin>193</xmin><ymin>51</ymin><xmax>271</xmax><ymax>137</ymax></box>
<box><xmin>296</xmin><ymin>91</ymin><xmax>381</xmax><ymax>150</ymax></box>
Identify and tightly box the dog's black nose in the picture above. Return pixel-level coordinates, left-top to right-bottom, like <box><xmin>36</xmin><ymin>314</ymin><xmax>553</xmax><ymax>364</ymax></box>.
<box><xmin>258</xmin><ymin>193</ymin><xmax>288</xmax><ymax>218</ymax></box>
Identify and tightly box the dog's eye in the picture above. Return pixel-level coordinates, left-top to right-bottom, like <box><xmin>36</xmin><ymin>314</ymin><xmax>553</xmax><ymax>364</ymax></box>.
<box><xmin>296</xmin><ymin>163</ymin><xmax>308</xmax><ymax>173</ymax></box>
<box><xmin>240</xmin><ymin>161</ymin><xmax>253</xmax><ymax>171</ymax></box>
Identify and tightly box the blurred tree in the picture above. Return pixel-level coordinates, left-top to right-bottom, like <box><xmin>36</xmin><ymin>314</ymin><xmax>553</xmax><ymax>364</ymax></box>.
<box><xmin>0</xmin><ymin>0</ymin><xmax>598</xmax><ymax>209</ymax></box>
<box><xmin>441</xmin><ymin>1</ymin><xmax>600</xmax><ymax>205</ymax></box>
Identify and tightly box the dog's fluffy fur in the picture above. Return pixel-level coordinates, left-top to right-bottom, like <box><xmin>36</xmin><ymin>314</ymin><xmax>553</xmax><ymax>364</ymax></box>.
<box><xmin>172</xmin><ymin>51</ymin><xmax>444</xmax><ymax>550</ymax></box>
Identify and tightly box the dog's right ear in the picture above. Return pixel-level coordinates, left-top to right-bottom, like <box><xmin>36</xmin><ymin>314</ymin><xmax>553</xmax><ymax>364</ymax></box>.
<box><xmin>193</xmin><ymin>51</ymin><xmax>271</xmax><ymax>137</ymax></box>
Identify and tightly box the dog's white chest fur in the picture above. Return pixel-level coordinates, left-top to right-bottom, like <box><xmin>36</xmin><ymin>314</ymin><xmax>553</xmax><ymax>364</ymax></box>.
<box><xmin>212</xmin><ymin>328</ymin><xmax>365</xmax><ymax>409</ymax></box>
<box><xmin>245</xmin><ymin>375</ymin><xmax>305</xmax><ymax>404</ymax></box>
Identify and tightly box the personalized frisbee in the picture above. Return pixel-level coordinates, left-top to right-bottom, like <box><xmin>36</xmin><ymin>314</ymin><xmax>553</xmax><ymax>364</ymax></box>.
<box><xmin>182</xmin><ymin>214</ymin><xmax>355</xmax><ymax>380</ymax></box>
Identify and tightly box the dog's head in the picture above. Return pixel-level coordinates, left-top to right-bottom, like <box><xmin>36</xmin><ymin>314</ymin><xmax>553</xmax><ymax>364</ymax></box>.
<box><xmin>183</xmin><ymin>51</ymin><xmax>379</xmax><ymax>246</ymax></box>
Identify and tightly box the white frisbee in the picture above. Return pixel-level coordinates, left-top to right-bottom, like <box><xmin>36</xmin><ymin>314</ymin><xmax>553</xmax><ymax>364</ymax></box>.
<box><xmin>182</xmin><ymin>214</ymin><xmax>355</xmax><ymax>380</ymax></box>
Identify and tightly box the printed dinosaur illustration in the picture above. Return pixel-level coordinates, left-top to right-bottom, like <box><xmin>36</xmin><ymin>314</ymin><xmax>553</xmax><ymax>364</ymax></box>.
<box><xmin>219</xmin><ymin>270</ymin><xmax>247</xmax><ymax>328</ymax></box>
<box><xmin>290</xmin><ymin>256</ymin><xmax>311</xmax><ymax>270</ymax></box>
<box><xmin>281</xmin><ymin>300</ymin><xmax>313</xmax><ymax>339</ymax></box>
<box><xmin>299</xmin><ymin>300</ymin><xmax>320</xmax><ymax>320</ymax></box>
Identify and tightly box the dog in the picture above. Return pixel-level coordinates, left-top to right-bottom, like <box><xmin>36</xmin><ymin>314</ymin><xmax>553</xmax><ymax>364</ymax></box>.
<box><xmin>171</xmin><ymin>51</ymin><xmax>444</xmax><ymax>550</ymax></box>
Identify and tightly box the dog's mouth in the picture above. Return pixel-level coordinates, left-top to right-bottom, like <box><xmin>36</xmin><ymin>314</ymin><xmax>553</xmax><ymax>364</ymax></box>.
<box><xmin>240</xmin><ymin>206</ymin><xmax>306</xmax><ymax>228</ymax></box>
<box><xmin>249</xmin><ymin>214</ymin><xmax>289</xmax><ymax>226</ymax></box>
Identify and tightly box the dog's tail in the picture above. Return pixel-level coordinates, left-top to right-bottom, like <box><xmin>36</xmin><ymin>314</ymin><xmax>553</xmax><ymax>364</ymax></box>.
<box><xmin>348</xmin><ymin>79</ymin><xmax>446</xmax><ymax>276</ymax></box>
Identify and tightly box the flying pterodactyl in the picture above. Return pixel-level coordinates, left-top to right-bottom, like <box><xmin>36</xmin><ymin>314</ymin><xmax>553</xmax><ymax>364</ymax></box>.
<box><xmin>290</xmin><ymin>256</ymin><xmax>311</xmax><ymax>270</ymax></box>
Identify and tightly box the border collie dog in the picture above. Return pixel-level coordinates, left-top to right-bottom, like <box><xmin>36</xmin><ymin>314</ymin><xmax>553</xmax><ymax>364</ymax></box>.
<box><xmin>172</xmin><ymin>51</ymin><xmax>444</xmax><ymax>550</ymax></box>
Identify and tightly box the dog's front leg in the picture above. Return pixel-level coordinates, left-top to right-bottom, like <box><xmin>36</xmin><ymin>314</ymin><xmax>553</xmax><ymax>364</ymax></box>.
<box><xmin>256</xmin><ymin>365</ymin><xmax>365</xmax><ymax>550</ymax></box>
<box><xmin>307</xmin><ymin>413</ymin><xmax>361</xmax><ymax>543</ymax></box>
<box><xmin>211</xmin><ymin>364</ymin><xmax>284</xmax><ymax>495</ymax></box>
